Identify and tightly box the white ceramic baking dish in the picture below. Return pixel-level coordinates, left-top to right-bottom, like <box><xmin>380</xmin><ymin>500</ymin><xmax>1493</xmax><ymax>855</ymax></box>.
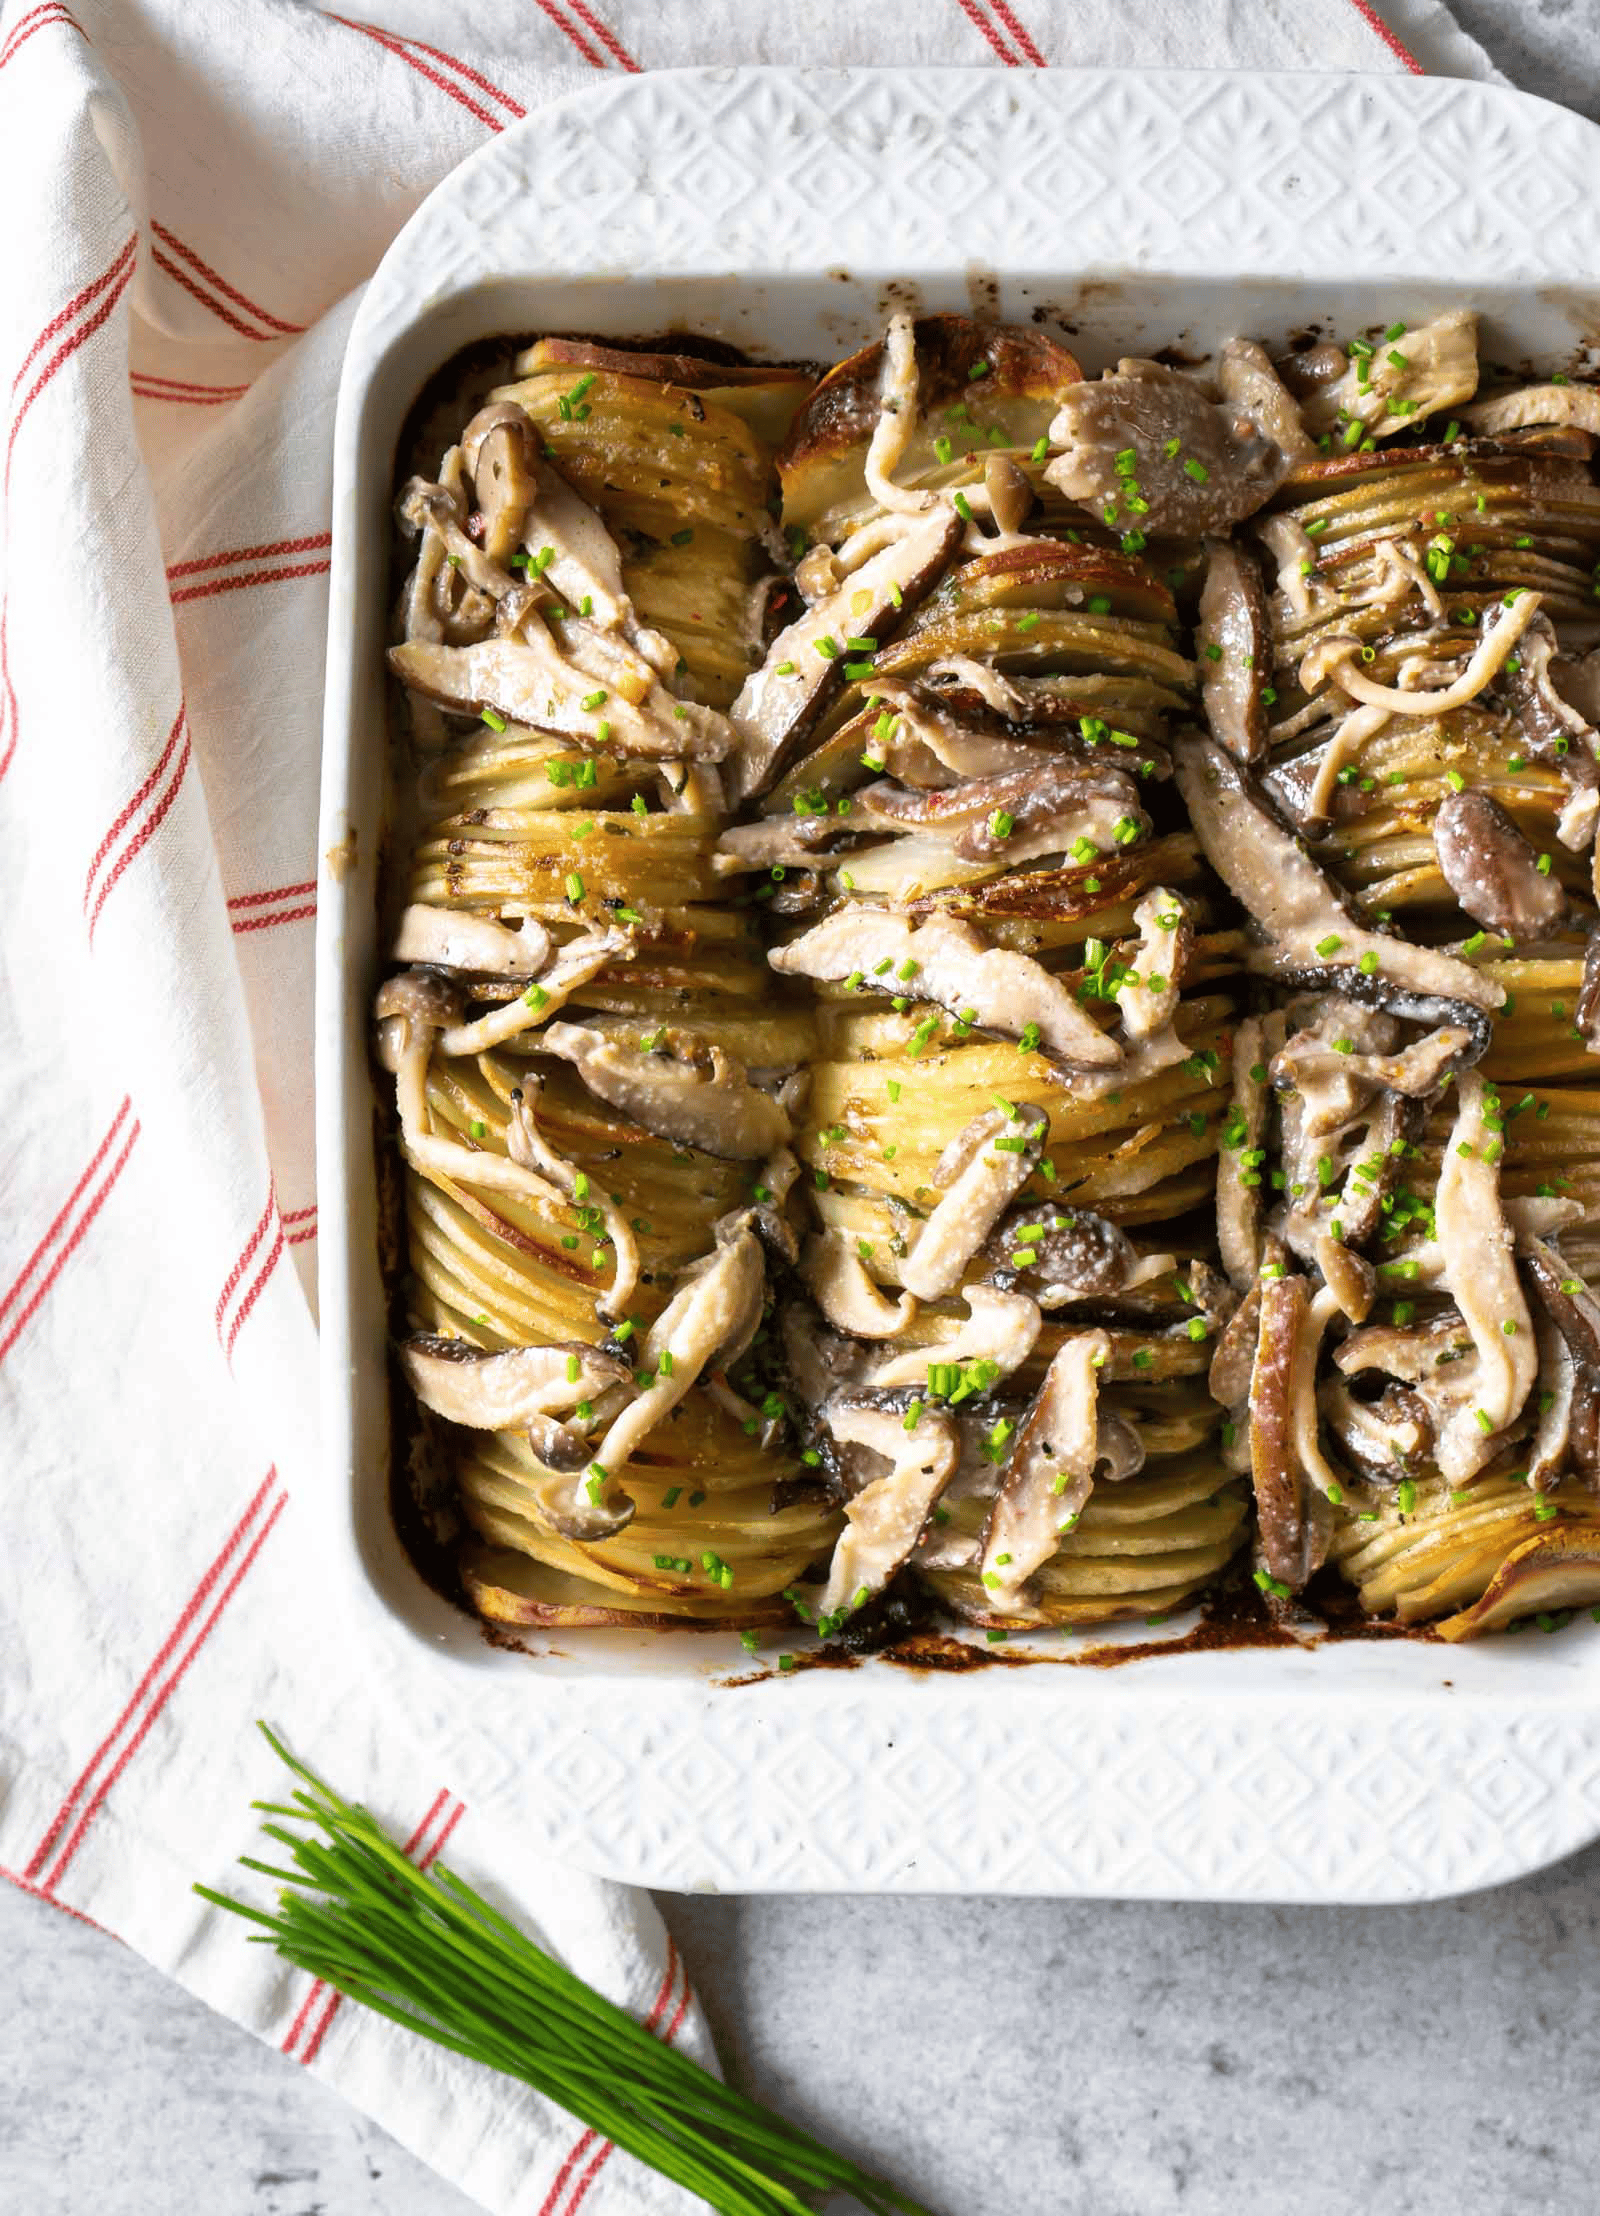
<box><xmin>317</xmin><ymin>65</ymin><xmax>1600</xmax><ymax>1901</ymax></box>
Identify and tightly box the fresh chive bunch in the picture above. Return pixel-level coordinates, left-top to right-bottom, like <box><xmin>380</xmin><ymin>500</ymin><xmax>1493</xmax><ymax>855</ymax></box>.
<box><xmin>198</xmin><ymin>1729</ymin><xmax>933</xmax><ymax>2216</ymax></box>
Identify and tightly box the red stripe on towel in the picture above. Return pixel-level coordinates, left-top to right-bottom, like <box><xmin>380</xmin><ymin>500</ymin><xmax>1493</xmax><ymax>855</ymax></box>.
<box><xmin>326</xmin><ymin>14</ymin><xmax>507</xmax><ymax>129</ymax></box>
<box><xmin>35</xmin><ymin>1491</ymin><xmax>289</xmax><ymax>1893</ymax></box>
<box><xmin>0</xmin><ymin>6</ymin><xmax>85</xmax><ymax>74</ymax></box>
<box><xmin>952</xmin><ymin>0</ymin><xmax>1016</xmax><ymax>64</ymax></box>
<box><xmin>0</xmin><ymin>1103</ymin><xmax>139</xmax><ymax>1369</ymax></box>
<box><xmin>285</xmin><ymin>1792</ymin><xmax>465</xmax><ymax>2063</ymax></box>
<box><xmin>168</xmin><ymin>560</ymin><xmax>331</xmax><ymax>605</ymax></box>
<box><xmin>149</xmin><ymin>220</ymin><xmax>307</xmax><ymax>335</ymax></box>
<box><xmin>540</xmin><ymin>1941</ymin><xmax>683</xmax><ymax>2216</ymax></box>
<box><xmin>86</xmin><ymin>724</ymin><xmax>192</xmax><ymax>941</ymax></box>
<box><xmin>1343</xmin><ymin>0</ymin><xmax>1423</xmax><ymax>72</ymax></box>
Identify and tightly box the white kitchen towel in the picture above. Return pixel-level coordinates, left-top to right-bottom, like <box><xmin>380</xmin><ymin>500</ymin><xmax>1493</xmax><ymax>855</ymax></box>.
<box><xmin>0</xmin><ymin>3</ymin><xmax>1495</xmax><ymax>2212</ymax></box>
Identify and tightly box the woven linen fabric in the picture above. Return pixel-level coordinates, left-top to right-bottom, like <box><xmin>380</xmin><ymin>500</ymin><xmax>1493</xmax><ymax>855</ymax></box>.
<box><xmin>0</xmin><ymin>3</ymin><xmax>1493</xmax><ymax>2211</ymax></box>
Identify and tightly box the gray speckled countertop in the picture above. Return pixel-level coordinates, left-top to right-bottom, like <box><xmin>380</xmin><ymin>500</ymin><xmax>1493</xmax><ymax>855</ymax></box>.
<box><xmin>11</xmin><ymin>11</ymin><xmax>1600</xmax><ymax>2214</ymax></box>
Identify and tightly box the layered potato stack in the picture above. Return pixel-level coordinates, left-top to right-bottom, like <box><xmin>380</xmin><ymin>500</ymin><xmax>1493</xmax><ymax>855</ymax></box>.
<box><xmin>381</xmin><ymin>344</ymin><xmax>836</xmax><ymax>1629</ymax></box>
<box><xmin>1226</xmin><ymin>317</ymin><xmax>1600</xmax><ymax>1635</ymax></box>
<box><xmin>374</xmin><ymin>305</ymin><xmax>1600</xmax><ymax>1649</ymax></box>
<box><xmin>745</xmin><ymin>318</ymin><xmax>1249</xmax><ymax>1629</ymax></box>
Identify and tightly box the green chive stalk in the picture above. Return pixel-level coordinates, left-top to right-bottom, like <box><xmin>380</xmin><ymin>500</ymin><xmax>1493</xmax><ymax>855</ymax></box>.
<box><xmin>198</xmin><ymin>1728</ymin><xmax>934</xmax><ymax>2216</ymax></box>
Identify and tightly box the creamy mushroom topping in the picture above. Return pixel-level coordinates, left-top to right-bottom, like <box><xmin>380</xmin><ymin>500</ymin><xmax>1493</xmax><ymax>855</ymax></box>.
<box><xmin>849</xmin><ymin>755</ymin><xmax>1145</xmax><ymax>868</ymax></box>
<box><xmin>1217</xmin><ymin>338</ymin><xmax>1317</xmax><ymax>463</ymax></box>
<box><xmin>863</xmin><ymin>312</ymin><xmax>934</xmax><ymax>517</ymax></box>
<box><xmin>1504</xmin><ymin>617</ymin><xmax>1600</xmax><ymax>851</ymax></box>
<box><xmin>1216</xmin><ymin>1011</ymin><xmax>1284</xmax><ymax>1289</ymax></box>
<box><xmin>377</xmin><ymin>982</ymin><xmax>581</xmax><ymax>1210</ymax></box>
<box><xmin>1318</xmin><ymin>1377</ymin><xmax>1429</xmax><ymax>1482</ymax></box>
<box><xmin>535</xmin><ymin>1022</ymin><xmax>791</xmax><ymax>1160</ymax></box>
<box><xmin>711</xmin><ymin>814</ymin><xmax>857</xmax><ymax>875</ymax></box>
<box><xmin>984</xmin><ymin>452</ymin><xmax>1036</xmax><ymax>537</ymax></box>
<box><xmin>770</xmin><ymin>906</ymin><xmax>1120</xmax><ymax>1068</ymax></box>
<box><xmin>901</xmin><ymin>1103</ymin><xmax>1050</xmax><ymax>1301</ymax></box>
<box><xmin>984</xmin><ymin>1203</ymin><xmax>1146</xmax><ymax>1305</ymax></box>
<box><xmin>978</xmin><ymin>1331</ymin><xmax>1110</xmax><ymax>1611</ymax></box>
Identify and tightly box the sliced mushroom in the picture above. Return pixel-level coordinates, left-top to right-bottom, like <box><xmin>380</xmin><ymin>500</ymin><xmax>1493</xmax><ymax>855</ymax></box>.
<box><xmin>744</xmin><ymin>1146</ymin><xmax>803</xmax><ymax>1265</ymax></box>
<box><xmin>454</xmin><ymin>401</ymin><xmax>678</xmax><ymax>675</ymax></box>
<box><xmin>712</xmin><ymin>814</ymin><xmax>858</xmax><ymax>875</ymax></box>
<box><xmin>1209</xmin><ymin>1276</ymin><xmax>1260</xmax><ymax>1478</ymax></box>
<box><xmin>1527</xmin><ymin>1315</ymin><xmax>1578</xmax><ymax>1494</ymax></box>
<box><xmin>1298</xmin><ymin>310</ymin><xmax>1478</xmax><ymax>441</ymax></box>
<box><xmin>769</xmin><ymin>906</ymin><xmax>1120</xmax><ymax>1068</ymax></box>
<box><xmin>844</xmin><ymin>675</ymin><xmax>1172</xmax><ymax>791</ymax></box>
<box><xmin>1318</xmin><ymin>1378</ymin><xmax>1429</xmax><ymax>1482</ymax></box>
<box><xmin>1045</xmin><ymin>357</ymin><xmax>1290</xmax><ymax>535</ymax></box>
<box><xmin>802</xmin><ymin>1228</ymin><xmax>918</xmax><ymax>1340</ymax></box>
<box><xmin>984</xmin><ymin>1203</ymin><xmax>1139</xmax><ymax>1304</ymax></box>
<box><xmin>1174</xmin><ymin>732</ymin><xmax>1502</xmax><ymax>1012</ymax></box>
<box><xmin>1249</xmin><ymin>1268</ymin><xmax>1331</xmax><ymax>1591</ymax></box>
<box><xmin>1577</xmin><ymin>927</ymin><xmax>1600</xmax><ymax>1056</ymax></box>
<box><xmin>1308</xmin><ymin>592</ymin><xmax>1543</xmax><ymax>721</ymax></box>
<box><xmin>726</xmin><ymin>505</ymin><xmax>962</xmax><ymax>804</ymax></box>
<box><xmin>1461</xmin><ymin>380</ymin><xmax>1600</xmax><ymax>438</ymax></box>
<box><xmin>1216</xmin><ymin>338</ymin><xmax>1317</xmax><ymax>463</ymax></box>
<box><xmin>377</xmin><ymin>980</ymin><xmax>580</xmax><ymax>1211</ymax></box>
<box><xmin>1197</xmin><ymin>538</ymin><xmax>1270</xmax><ymax>765</ymax></box>
<box><xmin>1335</xmin><ymin>1092</ymin><xmax>1423</xmax><ymax>1257</ymax></box>
<box><xmin>850</xmin><ymin>755</ymin><xmax>1145</xmax><ymax>867</ymax></box>
<box><xmin>813</xmin><ymin>1396</ymin><xmax>960</xmax><ymax>1624</ymax></box>
<box><xmin>977</xmin><ymin>1331</ymin><xmax>1110</xmax><ymax>1611</ymax></box>
<box><xmin>1115</xmin><ymin>887</ymin><xmax>1190</xmax><ymax>1046</ymax></box>
<box><xmin>591</xmin><ymin>1217</ymin><xmax>767</xmax><ymax>1477</ymax></box>
<box><xmin>391</xmin><ymin>905</ymin><xmax>552</xmax><ymax>978</ymax></box>
<box><xmin>1270</xmin><ymin>1005</ymin><xmax>1478</xmax><ymax>1132</ymax></box>
<box><xmin>375</xmin><ymin>967</ymin><xmax>464</xmax><ymax>1034</ymax></box>
<box><xmin>535</xmin><ymin>1022</ymin><xmax>790</xmax><ymax>1161</ymax></box>
<box><xmin>1429</xmin><ymin>1068</ymin><xmax>1537</xmax><ymax>1479</ymax></box>
<box><xmin>1435</xmin><ymin>1525</ymin><xmax>1600</xmax><ymax>1642</ymax></box>
<box><xmin>506</xmin><ymin>1074</ymin><xmax>638</xmax><ymax>1318</ymax></box>
<box><xmin>389</xmin><ymin>633</ymin><xmax>733</xmax><ymax>761</ymax></box>
<box><xmin>862</xmin><ymin>311</ymin><xmax>934</xmax><ymax>516</ymax></box>
<box><xmin>1217</xmin><ymin>1012</ymin><xmax>1283</xmax><ymax>1289</ymax></box>
<box><xmin>459</xmin><ymin>404</ymin><xmax>539</xmax><ymax>566</ymax></box>
<box><xmin>399</xmin><ymin>1335</ymin><xmax>629</xmax><ymax>1429</ymax></box>
<box><xmin>867</xmin><ymin>1285</ymin><xmax>1041</xmax><ymax>1391</ymax></box>
<box><xmin>902</xmin><ymin>1103</ymin><xmax>1050</xmax><ymax>1302</ymax></box>
<box><xmin>985</xmin><ymin>453</ymin><xmax>1036</xmax><ymax>537</ymax></box>
<box><xmin>1432</xmin><ymin>790</ymin><xmax>1569</xmax><ymax>942</ymax></box>
<box><xmin>1504</xmin><ymin>617</ymin><xmax>1600</xmax><ymax>851</ymax></box>
<box><xmin>1523</xmin><ymin>1240</ymin><xmax>1600</xmax><ymax>1370</ymax></box>
<box><xmin>437</xmin><ymin>929</ymin><xmax>632</xmax><ymax>1058</ymax></box>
